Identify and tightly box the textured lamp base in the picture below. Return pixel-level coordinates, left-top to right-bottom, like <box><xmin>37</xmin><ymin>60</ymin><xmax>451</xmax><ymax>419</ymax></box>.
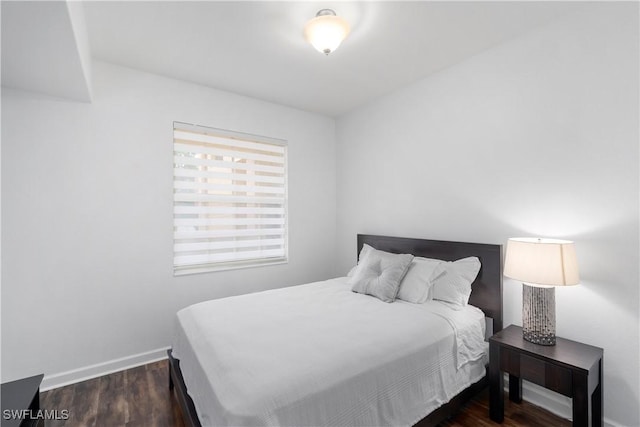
<box><xmin>522</xmin><ymin>284</ymin><xmax>556</xmax><ymax>346</ymax></box>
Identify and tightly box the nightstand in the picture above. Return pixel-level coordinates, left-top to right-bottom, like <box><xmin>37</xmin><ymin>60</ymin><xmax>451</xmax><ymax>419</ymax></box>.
<box><xmin>1</xmin><ymin>374</ymin><xmax>44</xmax><ymax>427</ymax></box>
<box><xmin>489</xmin><ymin>325</ymin><xmax>603</xmax><ymax>427</ymax></box>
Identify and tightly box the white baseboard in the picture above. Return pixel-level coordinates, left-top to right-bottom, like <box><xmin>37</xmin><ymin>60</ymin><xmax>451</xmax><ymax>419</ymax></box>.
<box><xmin>506</xmin><ymin>376</ymin><xmax>620</xmax><ymax>427</ymax></box>
<box><xmin>40</xmin><ymin>347</ymin><xmax>170</xmax><ymax>391</ymax></box>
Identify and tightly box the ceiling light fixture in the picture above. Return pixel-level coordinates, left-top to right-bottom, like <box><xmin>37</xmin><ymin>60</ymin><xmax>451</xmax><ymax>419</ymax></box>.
<box><xmin>303</xmin><ymin>9</ymin><xmax>350</xmax><ymax>55</ymax></box>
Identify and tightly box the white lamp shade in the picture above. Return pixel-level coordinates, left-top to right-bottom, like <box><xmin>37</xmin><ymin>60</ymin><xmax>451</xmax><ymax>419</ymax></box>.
<box><xmin>304</xmin><ymin>13</ymin><xmax>350</xmax><ymax>55</ymax></box>
<box><xmin>504</xmin><ymin>237</ymin><xmax>579</xmax><ymax>286</ymax></box>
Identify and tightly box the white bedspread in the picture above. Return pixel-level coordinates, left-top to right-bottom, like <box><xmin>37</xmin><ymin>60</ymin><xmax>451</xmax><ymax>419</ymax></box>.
<box><xmin>172</xmin><ymin>277</ymin><xmax>488</xmax><ymax>427</ymax></box>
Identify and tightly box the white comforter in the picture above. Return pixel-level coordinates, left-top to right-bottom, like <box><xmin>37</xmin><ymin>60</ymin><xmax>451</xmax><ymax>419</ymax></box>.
<box><xmin>172</xmin><ymin>277</ymin><xmax>487</xmax><ymax>427</ymax></box>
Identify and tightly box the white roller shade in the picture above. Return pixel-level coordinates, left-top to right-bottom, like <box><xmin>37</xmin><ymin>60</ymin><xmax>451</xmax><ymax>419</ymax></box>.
<box><xmin>173</xmin><ymin>122</ymin><xmax>287</xmax><ymax>274</ymax></box>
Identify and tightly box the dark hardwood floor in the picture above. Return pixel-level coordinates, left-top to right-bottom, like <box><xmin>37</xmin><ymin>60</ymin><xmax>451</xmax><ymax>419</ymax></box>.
<box><xmin>41</xmin><ymin>361</ymin><xmax>185</xmax><ymax>427</ymax></box>
<box><xmin>41</xmin><ymin>360</ymin><xmax>570</xmax><ymax>427</ymax></box>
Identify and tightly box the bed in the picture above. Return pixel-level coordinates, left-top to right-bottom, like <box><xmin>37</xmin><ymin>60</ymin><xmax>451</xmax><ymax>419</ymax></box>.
<box><xmin>168</xmin><ymin>234</ymin><xmax>503</xmax><ymax>427</ymax></box>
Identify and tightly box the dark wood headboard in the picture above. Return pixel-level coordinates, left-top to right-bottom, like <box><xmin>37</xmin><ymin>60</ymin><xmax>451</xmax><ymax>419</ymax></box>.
<box><xmin>357</xmin><ymin>234</ymin><xmax>503</xmax><ymax>333</ymax></box>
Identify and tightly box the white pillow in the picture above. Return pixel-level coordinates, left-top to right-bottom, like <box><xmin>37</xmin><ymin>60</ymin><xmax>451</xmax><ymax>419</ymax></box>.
<box><xmin>397</xmin><ymin>257</ymin><xmax>445</xmax><ymax>304</ymax></box>
<box><xmin>357</xmin><ymin>244</ymin><xmax>374</xmax><ymax>262</ymax></box>
<box><xmin>346</xmin><ymin>243</ymin><xmax>374</xmax><ymax>277</ymax></box>
<box><xmin>347</xmin><ymin>265</ymin><xmax>357</xmax><ymax>277</ymax></box>
<box><xmin>349</xmin><ymin>244</ymin><xmax>414</xmax><ymax>303</ymax></box>
<box><xmin>431</xmin><ymin>257</ymin><xmax>481</xmax><ymax>308</ymax></box>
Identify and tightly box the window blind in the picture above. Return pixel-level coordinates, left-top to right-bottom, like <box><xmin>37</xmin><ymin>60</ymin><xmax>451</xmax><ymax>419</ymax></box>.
<box><xmin>173</xmin><ymin>122</ymin><xmax>287</xmax><ymax>275</ymax></box>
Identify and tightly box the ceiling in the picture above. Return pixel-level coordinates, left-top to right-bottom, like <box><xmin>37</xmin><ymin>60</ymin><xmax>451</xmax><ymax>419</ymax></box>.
<box><xmin>1</xmin><ymin>1</ymin><xmax>92</xmax><ymax>102</ymax></box>
<box><xmin>5</xmin><ymin>1</ymin><xmax>584</xmax><ymax>117</ymax></box>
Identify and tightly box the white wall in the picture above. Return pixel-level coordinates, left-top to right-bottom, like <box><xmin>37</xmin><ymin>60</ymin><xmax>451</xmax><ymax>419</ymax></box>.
<box><xmin>336</xmin><ymin>4</ymin><xmax>638</xmax><ymax>426</ymax></box>
<box><xmin>1</xmin><ymin>61</ymin><xmax>337</xmax><ymax>386</ymax></box>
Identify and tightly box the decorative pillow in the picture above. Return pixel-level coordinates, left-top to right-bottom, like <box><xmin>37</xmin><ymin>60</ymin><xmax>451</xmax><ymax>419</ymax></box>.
<box><xmin>431</xmin><ymin>257</ymin><xmax>481</xmax><ymax>308</ymax></box>
<box><xmin>346</xmin><ymin>244</ymin><xmax>374</xmax><ymax>277</ymax></box>
<box><xmin>397</xmin><ymin>257</ymin><xmax>446</xmax><ymax>304</ymax></box>
<box><xmin>357</xmin><ymin>243</ymin><xmax>374</xmax><ymax>263</ymax></box>
<box><xmin>349</xmin><ymin>245</ymin><xmax>414</xmax><ymax>303</ymax></box>
<box><xmin>347</xmin><ymin>265</ymin><xmax>357</xmax><ymax>277</ymax></box>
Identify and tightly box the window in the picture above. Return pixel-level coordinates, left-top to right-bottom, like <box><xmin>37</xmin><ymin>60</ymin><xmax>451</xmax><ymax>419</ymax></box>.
<box><xmin>173</xmin><ymin>122</ymin><xmax>287</xmax><ymax>275</ymax></box>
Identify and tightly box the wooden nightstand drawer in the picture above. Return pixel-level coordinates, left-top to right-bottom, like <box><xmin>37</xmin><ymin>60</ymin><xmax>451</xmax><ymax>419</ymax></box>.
<box><xmin>501</xmin><ymin>350</ymin><xmax>573</xmax><ymax>396</ymax></box>
<box><xmin>520</xmin><ymin>353</ymin><xmax>545</xmax><ymax>384</ymax></box>
<box><xmin>520</xmin><ymin>354</ymin><xmax>572</xmax><ymax>396</ymax></box>
<box><xmin>545</xmin><ymin>363</ymin><xmax>573</xmax><ymax>396</ymax></box>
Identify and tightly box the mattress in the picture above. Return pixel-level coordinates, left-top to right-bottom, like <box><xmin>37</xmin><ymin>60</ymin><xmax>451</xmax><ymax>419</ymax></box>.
<box><xmin>172</xmin><ymin>277</ymin><xmax>488</xmax><ymax>427</ymax></box>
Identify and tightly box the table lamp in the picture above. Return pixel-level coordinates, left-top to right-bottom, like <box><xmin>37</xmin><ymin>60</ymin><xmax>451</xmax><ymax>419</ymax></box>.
<box><xmin>504</xmin><ymin>237</ymin><xmax>579</xmax><ymax>346</ymax></box>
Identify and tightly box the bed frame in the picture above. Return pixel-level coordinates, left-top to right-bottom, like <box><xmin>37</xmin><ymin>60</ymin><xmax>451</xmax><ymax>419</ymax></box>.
<box><xmin>168</xmin><ymin>234</ymin><xmax>503</xmax><ymax>427</ymax></box>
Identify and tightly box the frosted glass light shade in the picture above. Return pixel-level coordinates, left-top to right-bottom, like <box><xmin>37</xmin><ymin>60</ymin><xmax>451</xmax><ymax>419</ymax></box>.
<box><xmin>304</xmin><ymin>10</ymin><xmax>350</xmax><ymax>55</ymax></box>
<box><xmin>504</xmin><ymin>238</ymin><xmax>579</xmax><ymax>286</ymax></box>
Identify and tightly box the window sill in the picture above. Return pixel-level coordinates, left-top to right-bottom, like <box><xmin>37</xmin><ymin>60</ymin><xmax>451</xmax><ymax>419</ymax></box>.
<box><xmin>174</xmin><ymin>258</ymin><xmax>288</xmax><ymax>276</ymax></box>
